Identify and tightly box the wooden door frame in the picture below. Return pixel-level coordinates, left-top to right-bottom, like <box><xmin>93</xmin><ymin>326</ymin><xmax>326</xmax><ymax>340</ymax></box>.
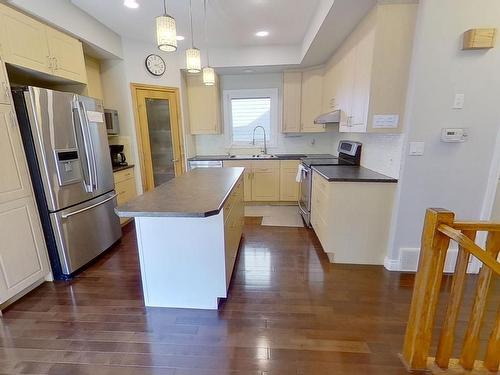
<box><xmin>130</xmin><ymin>83</ymin><xmax>186</xmax><ymax>191</ymax></box>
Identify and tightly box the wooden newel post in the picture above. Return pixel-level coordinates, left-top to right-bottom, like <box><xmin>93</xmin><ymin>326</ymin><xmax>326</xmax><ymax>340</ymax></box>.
<box><xmin>401</xmin><ymin>208</ymin><xmax>454</xmax><ymax>371</ymax></box>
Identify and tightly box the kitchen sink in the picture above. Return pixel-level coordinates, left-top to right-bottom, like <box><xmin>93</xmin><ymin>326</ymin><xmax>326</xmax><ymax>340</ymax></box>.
<box><xmin>229</xmin><ymin>154</ymin><xmax>277</xmax><ymax>159</ymax></box>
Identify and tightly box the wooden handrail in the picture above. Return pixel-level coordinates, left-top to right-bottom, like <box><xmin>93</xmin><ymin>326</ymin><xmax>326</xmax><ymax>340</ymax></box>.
<box><xmin>438</xmin><ymin>224</ymin><xmax>500</xmax><ymax>275</ymax></box>
<box><xmin>453</xmin><ymin>221</ymin><xmax>500</xmax><ymax>231</ymax></box>
<box><xmin>402</xmin><ymin>208</ymin><xmax>500</xmax><ymax>373</ymax></box>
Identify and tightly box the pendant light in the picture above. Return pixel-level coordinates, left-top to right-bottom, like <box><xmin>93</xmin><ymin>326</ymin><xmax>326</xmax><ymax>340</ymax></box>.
<box><xmin>156</xmin><ymin>0</ymin><xmax>177</xmax><ymax>52</ymax></box>
<box><xmin>202</xmin><ymin>0</ymin><xmax>215</xmax><ymax>85</ymax></box>
<box><xmin>186</xmin><ymin>0</ymin><xmax>201</xmax><ymax>73</ymax></box>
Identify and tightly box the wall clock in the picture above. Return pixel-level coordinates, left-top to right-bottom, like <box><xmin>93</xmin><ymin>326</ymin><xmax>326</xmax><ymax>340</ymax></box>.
<box><xmin>145</xmin><ymin>54</ymin><xmax>166</xmax><ymax>76</ymax></box>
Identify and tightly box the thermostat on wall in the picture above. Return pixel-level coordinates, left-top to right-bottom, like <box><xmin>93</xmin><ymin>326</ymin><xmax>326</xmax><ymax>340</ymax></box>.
<box><xmin>441</xmin><ymin>128</ymin><xmax>468</xmax><ymax>143</ymax></box>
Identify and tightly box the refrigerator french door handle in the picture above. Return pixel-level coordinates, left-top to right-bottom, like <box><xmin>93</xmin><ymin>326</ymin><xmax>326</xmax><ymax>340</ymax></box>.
<box><xmin>61</xmin><ymin>193</ymin><xmax>118</xmax><ymax>219</ymax></box>
<box><xmin>79</xmin><ymin>101</ymin><xmax>98</xmax><ymax>191</ymax></box>
<box><xmin>73</xmin><ymin>102</ymin><xmax>94</xmax><ymax>192</ymax></box>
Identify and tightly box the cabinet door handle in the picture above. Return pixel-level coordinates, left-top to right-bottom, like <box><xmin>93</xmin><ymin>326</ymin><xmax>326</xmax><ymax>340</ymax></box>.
<box><xmin>53</xmin><ymin>57</ymin><xmax>59</xmax><ymax>70</ymax></box>
<box><xmin>47</xmin><ymin>55</ymin><xmax>52</xmax><ymax>70</ymax></box>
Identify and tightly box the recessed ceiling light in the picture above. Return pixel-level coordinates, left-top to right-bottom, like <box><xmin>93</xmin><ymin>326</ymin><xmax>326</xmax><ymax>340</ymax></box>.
<box><xmin>255</xmin><ymin>30</ymin><xmax>269</xmax><ymax>37</ymax></box>
<box><xmin>176</xmin><ymin>35</ymin><xmax>185</xmax><ymax>41</ymax></box>
<box><xmin>243</xmin><ymin>69</ymin><xmax>255</xmax><ymax>73</ymax></box>
<box><xmin>124</xmin><ymin>0</ymin><xmax>139</xmax><ymax>9</ymax></box>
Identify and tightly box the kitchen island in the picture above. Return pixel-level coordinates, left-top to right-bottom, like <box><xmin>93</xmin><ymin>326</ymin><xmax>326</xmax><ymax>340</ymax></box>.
<box><xmin>115</xmin><ymin>167</ymin><xmax>245</xmax><ymax>309</ymax></box>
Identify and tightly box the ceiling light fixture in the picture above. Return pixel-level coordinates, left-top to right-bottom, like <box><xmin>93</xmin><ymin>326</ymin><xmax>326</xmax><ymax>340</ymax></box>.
<box><xmin>156</xmin><ymin>0</ymin><xmax>177</xmax><ymax>52</ymax></box>
<box><xmin>186</xmin><ymin>0</ymin><xmax>201</xmax><ymax>73</ymax></box>
<box><xmin>202</xmin><ymin>0</ymin><xmax>215</xmax><ymax>85</ymax></box>
<box><xmin>124</xmin><ymin>0</ymin><xmax>139</xmax><ymax>9</ymax></box>
<box><xmin>176</xmin><ymin>35</ymin><xmax>185</xmax><ymax>41</ymax></box>
<box><xmin>255</xmin><ymin>30</ymin><xmax>269</xmax><ymax>37</ymax></box>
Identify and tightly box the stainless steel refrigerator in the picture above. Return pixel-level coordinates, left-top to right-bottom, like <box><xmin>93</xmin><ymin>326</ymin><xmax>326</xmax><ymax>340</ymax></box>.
<box><xmin>12</xmin><ymin>86</ymin><xmax>122</xmax><ymax>279</ymax></box>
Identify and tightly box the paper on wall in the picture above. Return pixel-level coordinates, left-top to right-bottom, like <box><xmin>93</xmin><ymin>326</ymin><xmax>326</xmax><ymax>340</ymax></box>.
<box><xmin>373</xmin><ymin>114</ymin><xmax>399</xmax><ymax>128</ymax></box>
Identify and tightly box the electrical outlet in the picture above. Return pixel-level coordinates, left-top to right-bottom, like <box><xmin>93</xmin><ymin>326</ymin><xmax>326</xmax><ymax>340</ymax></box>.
<box><xmin>453</xmin><ymin>93</ymin><xmax>465</xmax><ymax>109</ymax></box>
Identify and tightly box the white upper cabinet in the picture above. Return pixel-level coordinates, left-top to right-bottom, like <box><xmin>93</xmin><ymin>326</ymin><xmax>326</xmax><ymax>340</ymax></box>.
<box><xmin>300</xmin><ymin>68</ymin><xmax>325</xmax><ymax>133</ymax></box>
<box><xmin>0</xmin><ymin>4</ymin><xmax>51</xmax><ymax>75</ymax></box>
<box><xmin>46</xmin><ymin>27</ymin><xmax>87</xmax><ymax>83</ymax></box>
<box><xmin>282</xmin><ymin>72</ymin><xmax>302</xmax><ymax>133</ymax></box>
<box><xmin>0</xmin><ymin>3</ymin><xmax>87</xmax><ymax>84</ymax></box>
<box><xmin>0</xmin><ymin>62</ymin><xmax>10</xmax><ymax>104</ymax></box>
<box><xmin>321</xmin><ymin>3</ymin><xmax>417</xmax><ymax>134</ymax></box>
<box><xmin>187</xmin><ymin>72</ymin><xmax>222</xmax><ymax>135</ymax></box>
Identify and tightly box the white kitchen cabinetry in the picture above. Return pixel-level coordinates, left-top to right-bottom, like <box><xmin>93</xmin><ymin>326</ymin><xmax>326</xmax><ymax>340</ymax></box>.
<box><xmin>114</xmin><ymin>167</ymin><xmax>138</xmax><ymax>225</ymax></box>
<box><xmin>0</xmin><ymin>61</ymin><xmax>50</xmax><ymax>307</ymax></box>
<box><xmin>252</xmin><ymin>161</ymin><xmax>280</xmax><ymax>201</ymax></box>
<box><xmin>282</xmin><ymin>72</ymin><xmax>302</xmax><ymax>133</ymax></box>
<box><xmin>0</xmin><ymin>3</ymin><xmax>87</xmax><ymax>84</ymax></box>
<box><xmin>279</xmin><ymin>160</ymin><xmax>300</xmax><ymax>201</ymax></box>
<box><xmin>321</xmin><ymin>3</ymin><xmax>417</xmax><ymax>133</ymax></box>
<box><xmin>0</xmin><ymin>197</ymin><xmax>50</xmax><ymax>304</ymax></box>
<box><xmin>0</xmin><ymin>104</ymin><xmax>32</xmax><ymax>205</ymax></box>
<box><xmin>300</xmin><ymin>68</ymin><xmax>325</xmax><ymax>133</ymax></box>
<box><xmin>187</xmin><ymin>72</ymin><xmax>221</xmax><ymax>135</ymax></box>
<box><xmin>0</xmin><ymin>62</ymin><xmax>11</xmax><ymax>104</ymax></box>
<box><xmin>310</xmin><ymin>171</ymin><xmax>395</xmax><ymax>265</ymax></box>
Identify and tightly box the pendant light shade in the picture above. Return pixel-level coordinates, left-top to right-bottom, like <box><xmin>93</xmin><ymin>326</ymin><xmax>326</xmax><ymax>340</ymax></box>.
<box><xmin>202</xmin><ymin>67</ymin><xmax>215</xmax><ymax>85</ymax></box>
<box><xmin>186</xmin><ymin>48</ymin><xmax>201</xmax><ymax>73</ymax></box>
<box><xmin>156</xmin><ymin>14</ymin><xmax>177</xmax><ymax>52</ymax></box>
<box><xmin>156</xmin><ymin>0</ymin><xmax>177</xmax><ymax>52</ymax></box>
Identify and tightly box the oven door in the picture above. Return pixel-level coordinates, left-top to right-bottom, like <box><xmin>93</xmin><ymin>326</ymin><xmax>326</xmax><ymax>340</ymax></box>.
<box><xmin>298</xmin><ymin>166</ymin><xmax>311</xmax><ymax>226</ymax></box>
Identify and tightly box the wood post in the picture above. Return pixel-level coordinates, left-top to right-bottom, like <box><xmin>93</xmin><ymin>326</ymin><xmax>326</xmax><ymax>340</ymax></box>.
<box><xmin>435</xmin><ymin>230</ymin><xmax>476</xmax><ymax>368</ymax></box>
<box><xmin>460</xmin><ymin>231</ymin><xmax>500</xmax><ymax>370</ymax></box>
<box><xmin>402</xmin><ymin>208</ymin><xmax>454</xmax><ymax>371</ymax></box>
<box><xmin>484</xmin><ymin>306</ymin><xmax>500</xmax><ymax>371</ymax></box>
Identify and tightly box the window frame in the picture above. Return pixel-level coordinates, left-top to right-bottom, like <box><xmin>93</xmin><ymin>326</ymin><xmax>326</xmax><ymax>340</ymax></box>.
<box><xmin>223</xmin><ymin>88</ymin><xmax>279</xmax><ymax>149</ymax></box>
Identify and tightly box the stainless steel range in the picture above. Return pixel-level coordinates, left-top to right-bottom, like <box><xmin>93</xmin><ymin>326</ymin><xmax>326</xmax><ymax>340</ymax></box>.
<box><xmin>298</xmin><ymin>141</ymin><xmax>362</xmax><ymax>227</ymax></box>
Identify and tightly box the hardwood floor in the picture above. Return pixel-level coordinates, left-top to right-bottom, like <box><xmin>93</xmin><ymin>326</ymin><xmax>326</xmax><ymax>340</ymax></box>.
<box><xmin>0</xmin><ymin>218</ymin><xmax>497</xmax><ymax>374</ymax></box>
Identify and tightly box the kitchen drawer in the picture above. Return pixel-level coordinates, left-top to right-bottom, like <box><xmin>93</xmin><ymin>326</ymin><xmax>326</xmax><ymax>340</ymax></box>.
<box><xmin>251</xmin><ymin>160</ymin><xmax>280</xmax><ymax>170</ymax></box>
<box><xmin>115</xmin><ymin>178</ymin><xmax>137</xmax><ymax>206</ymax></box>
<box><xmin>313</xmin><ymin>171</ymin><xmax>329</xmax><ymax>194</ymax></box>
<box><xmin>113</xmin><ymin>168</ymin><xmax>135</xmax><ymax>184</ymax></box>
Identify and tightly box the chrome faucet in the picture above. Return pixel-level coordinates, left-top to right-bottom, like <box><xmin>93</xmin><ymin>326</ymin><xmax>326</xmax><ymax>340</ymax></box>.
<box><xmin>252</xmin><ymin>125</ymin><xmax>267</xmax><ymax>155</ymax></box>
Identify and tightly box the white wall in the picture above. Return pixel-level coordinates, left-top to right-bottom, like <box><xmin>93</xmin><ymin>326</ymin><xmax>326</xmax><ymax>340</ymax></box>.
<box><xmin>195</xmin><ymin>73</ymin><xmax>339</xmax><ymax>155</ymax></box>
<box><xmin>101</xmin><ymin>38</ymin><xmax>194</xmax><ymax>194</ymax></box>
<box><xmin>386</xmin><ymin>0</ymin><xmax>500</xmax><ymax>266</ymax></box>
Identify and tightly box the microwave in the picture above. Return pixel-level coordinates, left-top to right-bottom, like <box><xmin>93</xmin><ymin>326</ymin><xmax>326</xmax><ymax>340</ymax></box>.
<box><xmin>104</xmin><ymin>109</ymin><xmax>120</xmax><ymax>135</ymax></box>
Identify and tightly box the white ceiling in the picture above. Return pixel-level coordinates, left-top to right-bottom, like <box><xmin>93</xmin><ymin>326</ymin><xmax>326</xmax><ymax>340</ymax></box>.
<box><xmin>71</xmin><ymin>0</ymin><xmax>321</xmax><ymax>49</ymax></box>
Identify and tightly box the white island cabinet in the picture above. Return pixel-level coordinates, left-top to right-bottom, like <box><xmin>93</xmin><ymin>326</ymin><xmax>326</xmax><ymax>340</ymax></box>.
<box><xmin>115</xmin><ymin>168</ymin><xmax>244</xmax><ymax>310</ymax></box>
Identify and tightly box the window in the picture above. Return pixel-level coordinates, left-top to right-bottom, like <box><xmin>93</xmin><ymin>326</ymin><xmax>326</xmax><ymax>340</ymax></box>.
<box><xmin>223</xmin><ymin>89</ymin><xmax>278</xmax><ymax>148</ymax></box>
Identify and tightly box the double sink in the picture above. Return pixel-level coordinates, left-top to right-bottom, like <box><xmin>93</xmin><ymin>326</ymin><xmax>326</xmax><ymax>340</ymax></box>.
<box><xmin>229</xmin><ymin>154</ymin><xmax>307</xmax><ymax>160</ymax></box>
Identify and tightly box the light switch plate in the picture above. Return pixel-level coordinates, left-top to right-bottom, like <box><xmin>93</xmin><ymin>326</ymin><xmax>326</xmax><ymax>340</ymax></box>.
<box><xmin>408</xmin><ymin>142</ymin><xmax>425</xmax><ymax>156</ymax></box>
<box><xmin>453</xmin><ymin>93</ymin><xmax>465</xmax><ymax>109</ymax></box>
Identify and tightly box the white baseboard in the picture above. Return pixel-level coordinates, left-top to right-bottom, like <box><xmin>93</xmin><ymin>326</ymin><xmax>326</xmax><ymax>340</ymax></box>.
<box><xmin>384</xmin><ymin>247</ymin><xmax>481</xmax><ymax>274</ymax></box>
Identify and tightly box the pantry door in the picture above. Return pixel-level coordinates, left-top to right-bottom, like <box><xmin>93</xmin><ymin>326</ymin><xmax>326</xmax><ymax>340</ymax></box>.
<box><xmin>131</xmin><ymin>84</ymin><xmax>185</xmax><ymax>192</ymax></box>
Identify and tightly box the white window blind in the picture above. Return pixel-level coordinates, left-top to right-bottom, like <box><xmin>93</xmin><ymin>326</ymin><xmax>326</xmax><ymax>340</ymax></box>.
<box><xmin>223</xmin><ymin>88</ymin><xmax>279</xmax><ymax>148</ymax></box>
<box><xmin>230</xmin><ymin>97</ymin><xmax>271</xmax><ymax>143</ymax></box>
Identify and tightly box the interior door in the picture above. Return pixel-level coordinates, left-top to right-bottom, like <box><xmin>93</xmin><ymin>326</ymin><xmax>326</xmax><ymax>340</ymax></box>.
<box><xmin>134</xmin><ymin>86</ymin><xmax>185</xmax><ymax>191</ymax></box>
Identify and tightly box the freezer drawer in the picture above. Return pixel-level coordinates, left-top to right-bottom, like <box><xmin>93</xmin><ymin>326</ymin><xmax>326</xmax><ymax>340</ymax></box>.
<box><xmin>50</xmin><ymin>191</ymin><xmax>121</xmax><ymax>275</ymax></box>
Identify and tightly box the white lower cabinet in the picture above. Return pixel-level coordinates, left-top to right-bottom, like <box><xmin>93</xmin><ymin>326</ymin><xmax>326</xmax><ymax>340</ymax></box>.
<box><xmin>0</xmin><ymin>196</ymin><xmax>50</xmax><ymax>304</ymax></box>
<box><xmin>311</xmin><ymin>171</ymin><xmax>396</xmax><ymax>265</ymax></box>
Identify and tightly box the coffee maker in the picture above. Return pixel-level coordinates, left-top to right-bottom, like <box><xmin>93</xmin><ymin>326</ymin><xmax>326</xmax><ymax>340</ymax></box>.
<box><xmin>109</xmin><ymin>144</ymin><xmax>127</xmax><ymax>167</ymax></box>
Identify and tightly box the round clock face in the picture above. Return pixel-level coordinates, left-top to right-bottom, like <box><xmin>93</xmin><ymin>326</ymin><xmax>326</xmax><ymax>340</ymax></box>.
<box><xmin>145</xmin><ymin>54</ymin><xmax>166</xmax><ymax>76</ymax></box>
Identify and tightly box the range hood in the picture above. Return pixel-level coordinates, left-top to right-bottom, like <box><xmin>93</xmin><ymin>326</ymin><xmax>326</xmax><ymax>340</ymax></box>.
<box><xmin>314</xmin><ymin>110</ymin><xmax>341</xmax><ymax>124</ymax></box>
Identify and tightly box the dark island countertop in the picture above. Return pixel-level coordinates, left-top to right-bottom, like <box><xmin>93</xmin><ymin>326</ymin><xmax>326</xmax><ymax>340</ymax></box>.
<box><xmin>112</xmin><ymin>164</ymin><xmax>135</xmax><ymax>172</ymax></box>
<box><xmin>312</xmin><ymin>165</ymin><xmax>398</xmax><ymax>183</ymax></box>
<box><xmin>115</xmin><ymin>167</ymin><xmax>244</xmax><ymax>218</ymax></box>
<box><xmin>188</xmin><ymin>153</ymin><xmax>336</xmax><ymax>161</ymax></box>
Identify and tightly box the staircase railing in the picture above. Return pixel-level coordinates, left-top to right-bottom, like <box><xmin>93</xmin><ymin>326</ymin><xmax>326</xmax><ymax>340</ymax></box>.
<box><xmin>401</xmin><ymin>208</ymin><xmax>500</xmax><ymax>372</ymax></box>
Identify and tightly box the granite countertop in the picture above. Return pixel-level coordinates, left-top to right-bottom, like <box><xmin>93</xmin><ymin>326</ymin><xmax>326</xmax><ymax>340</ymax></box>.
<box><xmin>188</xmin><ymin>154</ymin><xmax>336</xmax><ymax>161</ymax></box>
<box><xmin>312</xmin><ymin>165</ymin><xmax>398</xmax><ymax>183</ymax></box>
<box><xmin>113</xmin><ymin>164</ymin><xmax>134</xmax><ymax>172</ymax></box>
<box><xmin>115</xmin><ymin>167</ymin><xmax>244</xmax><ymax>218</ymax></box>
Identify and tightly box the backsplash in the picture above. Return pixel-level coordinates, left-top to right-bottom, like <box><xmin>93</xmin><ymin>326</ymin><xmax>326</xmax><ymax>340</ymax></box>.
<box><xmin>332</xmin><ymin>133</ymin><xmax>404</xmax><ymax>178</ymax></box>
<box><xmin>194</xmin><ymin>130</ymin><xmax>340</xmax><ymax>155</ymax></box>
